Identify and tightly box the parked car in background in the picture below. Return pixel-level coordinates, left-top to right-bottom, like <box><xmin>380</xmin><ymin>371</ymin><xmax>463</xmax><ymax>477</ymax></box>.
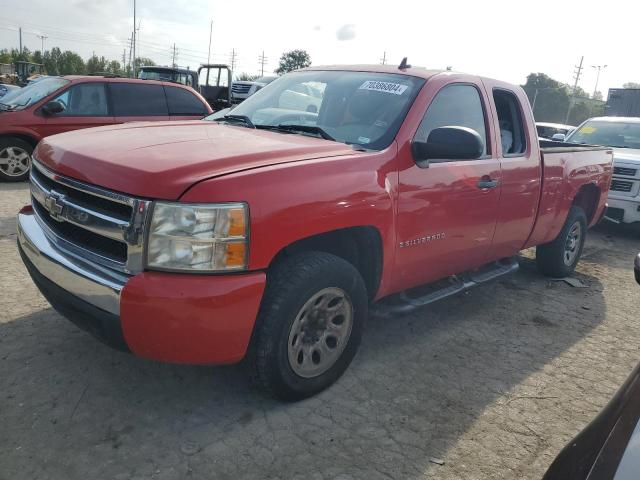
<box><xmin>635</xmin><ymin>253</ymin><xmax>640</xmax><ymax>285</ymax></box>
<box><xmin>564</xmin><ymin>117</ymin><xmax>640</xmax><ymax>224</ymax></box>
<box><xmin>138</xmin><ymin>65</ymin><xmax>198</xmax><ymax>88</ymax></box>
<box><xmin>536</xmin><ymin>121</ymin><xmax>574</xmax><ymax>140</ymax></box>
<box><xmin>0</xmin><ymin>83</ymin><xmax>20</xmax><ymax>98</ymax></box>
<box><xmin>544</xmin><ymin>361</ymin><xmax>640</xmax><ymax>479</ymax></box>
<box><xmin>17</xmin><ymin>65</ymin><xmax>612</xmax><ymax>400</ymax></box>
<box><xmin>231</xmin><ymin>75</ymin><xmax>278</xmax><ymax>103</ymax></box>
<box><xmin>0</xmin><ymin>75</ymin><xmax>212</xmax><ymax>181</ymax></box>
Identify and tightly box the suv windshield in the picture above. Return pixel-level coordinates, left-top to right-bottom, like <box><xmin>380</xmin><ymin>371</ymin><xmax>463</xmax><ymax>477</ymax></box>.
<box><xmin>0</xmin><ymin>77</ymin><xmax>69</xmax><ymax>111</ymax></box>
<box><xmin>205</xmin><ymin>70</ymin><xmax>425</xmax><ymax>150</ymax></box>
<box><xmin>566</xmin><ymin>120</ymin><xmax>640</xmax><ymax>149</ymax></box>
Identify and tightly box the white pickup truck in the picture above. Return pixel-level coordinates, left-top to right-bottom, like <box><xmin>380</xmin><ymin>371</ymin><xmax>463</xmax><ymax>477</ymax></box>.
<box><xmin>564</xmin><ymin>117</ymin><xmax>640</xmax><ymax>224</ymax></box>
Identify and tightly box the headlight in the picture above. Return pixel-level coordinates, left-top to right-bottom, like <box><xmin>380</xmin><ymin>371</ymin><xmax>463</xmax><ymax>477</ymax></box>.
<box><xmin>146</xmin><ymin>202</ymin><xmax>248</xmax><ymax>272</ymax></box>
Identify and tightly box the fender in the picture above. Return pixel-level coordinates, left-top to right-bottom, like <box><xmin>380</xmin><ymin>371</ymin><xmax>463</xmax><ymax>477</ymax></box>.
<box><xmin>180</xmin><ymin>144</ymin><xmax>400</xmax><ymax>298</ymax></box>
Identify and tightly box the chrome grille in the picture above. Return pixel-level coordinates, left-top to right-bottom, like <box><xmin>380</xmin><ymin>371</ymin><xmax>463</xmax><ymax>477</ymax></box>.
<box><xmin>613</xmin><ymin>166</ymin><xmax>637</xmax><ymax>177</ymax></box>
<box><xmin>231</xmin><ymin>83</ymin><xmax>252</xmax><ymax>94</ymax></box>
<box><xmin>610</xmin><ymin>179</ymin><xmax>634</xmax><ymax>193</ymax></box>
<box><xmin>29</xmin><ymin>159</ymin><xmax>152</xmax><ymax>274</ymax></box>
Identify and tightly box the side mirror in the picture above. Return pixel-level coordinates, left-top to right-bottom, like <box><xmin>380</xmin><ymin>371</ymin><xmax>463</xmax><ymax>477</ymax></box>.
<box><xmin>551</xmin><ymin>133</ymin><xmax>566</xmax><ymax>141</ymax></box>
<box><xmin>412</xmin><ymin>126</ymin><xmax>484</xmax><ymax>167</ymax></box>
<box><xmin>41</xmin><ymin>100</ymin><xmax>65</xmax><ymax>116</ymax></box>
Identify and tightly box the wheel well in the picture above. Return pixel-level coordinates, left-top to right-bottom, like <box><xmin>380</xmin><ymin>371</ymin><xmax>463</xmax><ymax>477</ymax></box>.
<box><xmin>269</xmin><ymin>226</ymin><xmax>383</xmax><ymax>300</ymax></box>
<box><xmin>572</xmin><ymin>184</ymin><xmax>601</xmax><ymax>224</ymax></box>
<box><xmin>1</xmin><ymin>134</ymin><xmax>38</xmax><ymax>149</ymax></box>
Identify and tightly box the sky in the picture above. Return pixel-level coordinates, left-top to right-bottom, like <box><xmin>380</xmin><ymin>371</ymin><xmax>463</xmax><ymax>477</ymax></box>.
<box><xmin>0</xmin><ymin>0</ymin><xmax>637</xmax><ymax>98</ymax></box>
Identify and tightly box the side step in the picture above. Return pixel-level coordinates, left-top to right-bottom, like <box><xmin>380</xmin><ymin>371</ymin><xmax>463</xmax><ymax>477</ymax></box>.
<box><xmin>372</xmin><ymin>257</ymin><xmax>519</xmax><ymax>317</ymax></box>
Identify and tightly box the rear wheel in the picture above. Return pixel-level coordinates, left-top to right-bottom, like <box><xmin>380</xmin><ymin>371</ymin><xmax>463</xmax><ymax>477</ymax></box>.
<box><xmin>253</xmin><ymin>252</ymin><xmax>368</xmax><ymax>401</ymax></box>
<box><xmin>536</xmin><ymin>206</ymin><xmax>587</xmax><ymax>278</ymax></box>
<box><xmin>0</xmin><ymin>137</ymin><xmax>33</xmax><ymax>182</ymax></box>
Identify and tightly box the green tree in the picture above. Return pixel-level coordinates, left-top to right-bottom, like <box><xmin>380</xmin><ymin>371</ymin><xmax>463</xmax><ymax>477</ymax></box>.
<box><xmin>623</xmin><ymin>82</ymin><xmax>640</xmax><ymax>89</ymax></box>
<box><xmin>0</xmin><ymin>49</ymin><xmax>12</xmax><ymax>64</ymax></box>
<box><xmin>236</xmin><ymin>72</ymin><xmax>258</xmax><ymax>81</ymax></box>
<box><xmin>522</xmin><ymin>73</ymin><xmax>570</xmax><ymax>123</ymax></box>
<box><xmin>106</xmin><ymin>60</ymin><xmax>122</xmax><ymax>75</ymax></box>
<box><xmin>86</xmin><ymin>55</ymin><xmax>107</xmax><ymax>74</ymax></box>
<box><xmin>135</xmin><ymin>57</ymin><xmax>156</xmax><ymax>68</ymax></box>
<box><xmin>274</xmin><ymin>49</ymin><xmax>311</xmax><ymax>75</ymax></box>
<box><xmin>57</xmin><ymin>50</ymin><xmax>85</xmax><ymax>75</ymax></box>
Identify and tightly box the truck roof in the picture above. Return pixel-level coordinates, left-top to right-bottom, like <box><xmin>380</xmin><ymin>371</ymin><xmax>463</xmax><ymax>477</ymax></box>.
<box><xmin>300</xmin><ymin>64</ymin><xmax>521</xmax><ymax>90</ymax></box>
<box><xmin>588</xmin><ymin>116</ymin><xmax>640</xmax><ymax>123</ymax></box>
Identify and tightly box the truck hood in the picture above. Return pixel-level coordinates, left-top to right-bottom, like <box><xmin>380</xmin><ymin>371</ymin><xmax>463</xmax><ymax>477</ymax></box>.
<box><xmin>612</xmin><ymin>148</ymin><xmax>640</xmax><ymax>164</ymax></box>
<box><xmin>35</xmin><ymin>120</ymin><xmax>355</xmax><ymax>199</ymax></box>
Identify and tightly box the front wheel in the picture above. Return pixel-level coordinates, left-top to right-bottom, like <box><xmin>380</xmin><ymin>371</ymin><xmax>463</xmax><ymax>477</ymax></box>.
<box><xmin>253</xmin><ymin>252</ymin><xmax>368</xmax><ymax>401</ymax></box>
<box><xmin>536</xmin><ymin>206</ymin><xmax>587</xmax><ymax>278</ymax></box>
<box><xmin>0</xmin><ymin>137</ymin><xmax>33</xmax><ymax>182</ymax></box>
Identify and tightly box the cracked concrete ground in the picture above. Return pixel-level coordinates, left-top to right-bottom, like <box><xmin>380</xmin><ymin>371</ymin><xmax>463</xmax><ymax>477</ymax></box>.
<box><xmin>1</xmin><ymin>182</ymin><xmax>639</xmax><ymax>480</ymax></box>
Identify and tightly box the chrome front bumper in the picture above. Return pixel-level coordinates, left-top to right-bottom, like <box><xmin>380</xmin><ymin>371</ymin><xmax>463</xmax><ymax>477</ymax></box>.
<box><xmin>17</xmin><ymin>212</ymin><xmax>128</xmax><ymax>315</ymax></box>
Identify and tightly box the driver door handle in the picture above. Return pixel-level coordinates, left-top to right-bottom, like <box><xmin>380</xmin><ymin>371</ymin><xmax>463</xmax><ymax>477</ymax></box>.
<box><xmin>477</xmin><ymin>177</ymin><xmax>499</xmax><ymax>189</ymax></box>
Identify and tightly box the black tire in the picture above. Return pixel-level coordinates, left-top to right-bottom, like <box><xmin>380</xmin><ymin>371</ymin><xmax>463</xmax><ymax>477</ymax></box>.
<box><xmin>536</xmin><ymin>206</ymin><xmax>587</xmax><ymax>278</ymax></box>
<box><xmin>0</xmin><ymin>137</ymin><xmax>33</xmax><ymax>182</ymax></box>
<box><xmin>252</xmin><ymin>251</ymin><xmax>368</xmax><ymax>401</ymax></box>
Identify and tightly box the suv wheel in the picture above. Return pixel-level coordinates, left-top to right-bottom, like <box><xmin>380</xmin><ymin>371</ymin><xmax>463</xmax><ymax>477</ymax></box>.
<box><xmin>253</xmin><ymin>252</ymin><xmax>368</xmax><ymax>401</ymax></box>
<box><xmin>0</xmin><ymin>137</ymin><xmax>33</xmax><ymax>182</ymax></box>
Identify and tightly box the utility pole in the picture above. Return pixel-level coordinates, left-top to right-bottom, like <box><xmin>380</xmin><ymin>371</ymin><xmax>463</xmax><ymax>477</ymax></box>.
<box><xmin>592</xmin><ymin>64</ymin><xmax>607</xmax><ymax>98</ymax></box>
<box><xmin>36</xmin><ymin>34</ymin><xmax>47</xmax><ymax>57</ymax></box>
<box><xmin>127</xmin><ymin>35</ymin><xmax>133</xmax><ymax>77</ymax></box>
<box><xmin>229</xmin><ymin>48</ymin><xmax>237</xmax><ymax>71</ymax></box>
<box><xmin>19</xmin><ymin>27</ymin><xmax>22</xmax><ymax>54</ymax></box>
<box><xmin>122</xmin><ymin>49</ymin><xmax>126</xmax><ymax>67</ymax></box>
<box><xmin>258</xmin><ymin>51</ymin><xmax>267</xmax><ymax>76</ymax></box>
<box><xmin>565</xmin><ymin>56</ymin><xmax>584</xmax><ymax>124</ymax></box>
<box><xmin>207</xmin><ymin>19</ymin><xmax>213</xmax><ymax>65</ymax></box>
<box><xmin>132</xmin><ymin>0</ymin><xmax>136</xmax><ymax>77</ymax></box>
<box><xmin>380</xmin><ymin>51</ymin><xmax>386</xmax><ymax>65</ymax></box>
<box><xmin>171</xmin><ymin>43</ymin><xmax>178</xmax><ymax>67</ymax></box>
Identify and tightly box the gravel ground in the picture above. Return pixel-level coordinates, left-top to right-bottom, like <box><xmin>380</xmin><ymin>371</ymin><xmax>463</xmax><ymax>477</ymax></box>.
<box><xmin>1</xmin><ymin>181</ymin><xmax>639</xmax><ymax>480</ymax></box>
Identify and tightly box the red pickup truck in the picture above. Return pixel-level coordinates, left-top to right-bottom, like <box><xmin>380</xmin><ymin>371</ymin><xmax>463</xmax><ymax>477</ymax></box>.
<box><xmin>17</xmin><ymin>65</ymin><xmax>612</xmax><ymax>400</ymax></box>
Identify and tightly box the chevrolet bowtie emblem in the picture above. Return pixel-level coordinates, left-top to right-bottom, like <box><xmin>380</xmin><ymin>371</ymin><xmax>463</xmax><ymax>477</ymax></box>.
<box><xmin>44</xmin><ymin>192</ymin><xmax>65</xmax><ymax>222</ymax></box>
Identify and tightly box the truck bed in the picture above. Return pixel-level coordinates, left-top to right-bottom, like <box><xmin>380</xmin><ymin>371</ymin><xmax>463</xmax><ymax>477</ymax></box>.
<box><xmin>539</xmin><ymin>139</ymin><xmax>611</xmax><ymax>153</ymax></box>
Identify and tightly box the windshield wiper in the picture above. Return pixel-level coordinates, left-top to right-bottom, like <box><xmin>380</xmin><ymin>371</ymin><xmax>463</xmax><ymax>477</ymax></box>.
<box><xmin>259</xmin><ymin>124</ymin><xmax>335</xmax><ymax>141</ymax></box>
<box><xmin>215</xmin><ymin>114</ymin><xmax>255</xmax><ymax>129</ymax></box>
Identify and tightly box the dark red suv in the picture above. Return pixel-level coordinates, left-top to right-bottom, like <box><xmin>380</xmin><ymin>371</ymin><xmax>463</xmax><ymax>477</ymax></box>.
<box><xmin>0</xmin><ymin>76</ymin><xmax>212</xmax><ymax>181</ymax></box>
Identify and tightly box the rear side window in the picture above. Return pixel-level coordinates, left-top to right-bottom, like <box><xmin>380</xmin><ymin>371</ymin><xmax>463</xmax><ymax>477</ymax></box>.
<box><xmin>164</xmin><ymin>86</ymin><xmax>208</xmax><ymax>115</ymax></box>
<box><xmin>493</xmin><ymin>89</ymin><xmax>526</xmax><ymax>155</ymax></box>
<box><xmin>52</xmin><ymin>82</ymin><xmax>108</xmax><ymax>116</ymax></box>
<box><xmin>415</xmin><ymin>84</ymin><xmax>489</xmax><ymax>157</ymax></box>
<box><xmin>110</xmin><ymin>83</ymin><xmax>168</xmax><ymax>116</ymax></box>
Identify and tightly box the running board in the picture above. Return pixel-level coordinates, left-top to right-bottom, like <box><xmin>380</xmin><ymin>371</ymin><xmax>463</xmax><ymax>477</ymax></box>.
<box><xmin>372</xmin><ymin>257</ymin><xmax>519</xmax><ymax>317</ymax></box>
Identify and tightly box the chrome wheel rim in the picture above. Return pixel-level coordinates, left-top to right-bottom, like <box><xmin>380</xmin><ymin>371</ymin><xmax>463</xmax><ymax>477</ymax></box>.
<box><xmin>0</xmin><ymin>146</ymin><xmax>31</xmax><ymax>177</ymax></box>
<box><xmin>563</xmin><ymin>221</ymin><xmax>582</xmax><ymax>266</ymax></box>
<box><xmin>287</xmin><ymin>287</ymin><xmax>354</xmax><ymax>379</ymax></box>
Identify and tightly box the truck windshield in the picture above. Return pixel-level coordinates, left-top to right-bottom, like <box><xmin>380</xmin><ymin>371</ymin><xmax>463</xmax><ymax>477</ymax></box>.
<box><xmin>567</xmin><ymin>120</ymin><xmax>640</xmax><ymax>149</ymax></box>
<box><xmin>0</xmin><ymin>77</ymin><xmax>69</xmax><ymax>111</ymax></box>
<box><xmin>205</xmin><ymin>70</ymin><xmax>425</xmax><ymax>150</ymax></box>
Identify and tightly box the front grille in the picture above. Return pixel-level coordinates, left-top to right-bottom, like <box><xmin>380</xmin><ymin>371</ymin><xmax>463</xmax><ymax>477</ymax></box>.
<box><xmin>610</xmin><ymin>179</ymin><xmax>634</xmax><ymax>192</ymax></box>
<box><xmin>231</xmin><ymin>83</ymin><xmax>252</xmax><ymax>94</ymax></box>
<box><xmin>29</xmin><ymin>159</ymin><xmax>152</xmax><ymax>274</ymax></box>
<box><xmin>613</xmin><ymin>166</ymin><xmax>637</xmax><ymax>177</ymax></box>
<box><xmin>33</xmin><ymin>201</ymin><xmax>127</xmax><ymax>262</ymax></box>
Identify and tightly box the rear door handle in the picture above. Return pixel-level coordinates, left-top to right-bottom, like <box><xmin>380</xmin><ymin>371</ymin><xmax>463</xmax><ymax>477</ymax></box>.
<box><xmin>477</xmin><ymin>178</ymin><xmax>499</xmax><ymax>189</ymax></box>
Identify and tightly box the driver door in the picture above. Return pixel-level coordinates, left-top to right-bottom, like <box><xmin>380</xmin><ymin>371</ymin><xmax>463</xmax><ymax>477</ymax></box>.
<box><xmin>43</xmin><ymin>82</ymin><xmax>114</xmax><ymax>136</ymax></box>
<box><xmin>394</xmin><ymin>80</ymin><xmax>501</xmax><ymax>291</ymax></box>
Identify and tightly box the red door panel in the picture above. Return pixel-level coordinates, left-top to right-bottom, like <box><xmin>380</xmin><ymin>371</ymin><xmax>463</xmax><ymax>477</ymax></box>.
<box><xmin>395</xmin><ymin>156</ymin><xmax>501</xmax><ymax>291</ymax></box>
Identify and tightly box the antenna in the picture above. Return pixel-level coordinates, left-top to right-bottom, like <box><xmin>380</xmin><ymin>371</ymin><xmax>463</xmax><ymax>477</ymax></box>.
<box><xmin>398</xmin><ymin>57</ymin><xmax>411</xmax><ymax>70</ymax></box>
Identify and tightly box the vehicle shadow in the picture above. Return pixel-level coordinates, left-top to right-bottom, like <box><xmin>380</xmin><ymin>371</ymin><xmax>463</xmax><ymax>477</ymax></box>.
<box><xmin>0</xmin><ymin>257</ymin><xmax>607</xmax><ymax>480</ymax></box>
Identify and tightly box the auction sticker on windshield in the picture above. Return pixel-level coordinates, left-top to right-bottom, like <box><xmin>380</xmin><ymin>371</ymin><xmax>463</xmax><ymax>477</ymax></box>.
<box><xmin>579</xmin><ymin>126</ymin><xmax>597</xmax><ymax>134</ymax></box>
<box><xmin>359</xmin><ymin>81</ymin><xmax>408</xmax><ymax>95</ymax></box>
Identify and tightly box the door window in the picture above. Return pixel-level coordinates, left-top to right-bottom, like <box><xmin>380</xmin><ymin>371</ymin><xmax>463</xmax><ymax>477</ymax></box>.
<box><xmin>165</xmin><ymin>85</ymin><xmax>208</xmax><ymax>115</ymax></box>
<box><xmin>493</xmin><ymin>89</ymin><xmax>526</xmax><ymax>155</ymax></box>
<box><xmin>51</xmin><ymin>82</ymin><xmax>108</xmax><ymax>116</ymax></box>
<box><xmin>415</xmin><ymin>84</ymin><xmax>489</xmax><ymax>157</ymax></box>
<box><xmin>110</xmin><ymin>83</ymin><xmax>169</xmax><ymax>116</ymax></box>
